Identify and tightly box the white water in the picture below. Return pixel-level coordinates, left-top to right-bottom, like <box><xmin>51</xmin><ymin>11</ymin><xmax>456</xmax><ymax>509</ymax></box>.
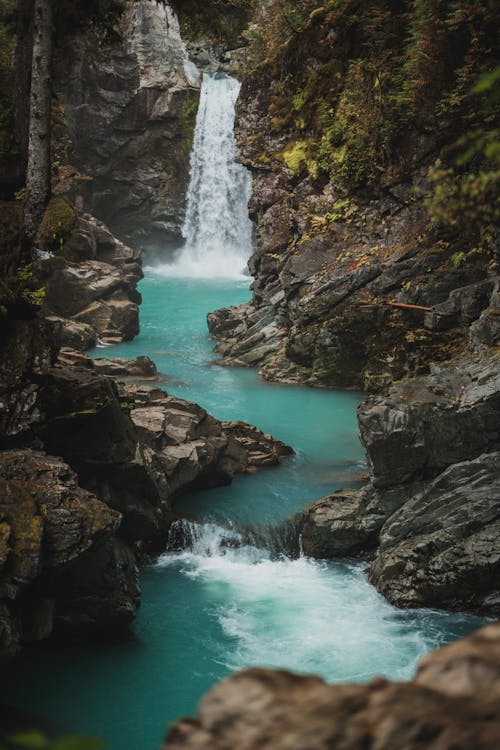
<box><xmin>158</xmin><ymin>73</ymin><xmax>253</xmax><ymax>279</ymax></box>
<box><xmin>157</xmin><ymin>520</ymin><xmax>473</xmax><ymax>683</ymax></box>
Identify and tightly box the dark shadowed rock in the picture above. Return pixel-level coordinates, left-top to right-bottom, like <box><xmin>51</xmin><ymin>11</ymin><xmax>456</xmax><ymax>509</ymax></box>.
<box><xmin>0</xmin><ymin>450</ymin><xmax>134</xmax><ymax>655</ymax></box>
<box><xmin>58</xmin><ymin>1</ymin><xmax>200</xmax><ymax>248</ymax></box>
<box><xmin>164</xmin><ymin>623</ymin><xmax>500</xmax><ymax>750</ymax></box>
<box><xmin>295</xmin><ymin>351</ymin><xmax>500</xmax><ymax>613</ymax></box>
<box><xmin>298</xmin><ymin>487</ymin><xmax>377</xmax><ymax>559</ymax></box>
<box><xmin>369</xmin><ymin>452</ymin><xmax>500</xmax><ymax>613</ymax></box>
<box><xmin>358</xmin><ymin>352</ymin><xmax>500</xmax><ymax>489</ymax></box>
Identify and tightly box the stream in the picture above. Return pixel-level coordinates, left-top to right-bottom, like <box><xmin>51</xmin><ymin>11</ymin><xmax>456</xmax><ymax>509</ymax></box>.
<box><xmin>3</xmin><ymin>74</ymin><xmax>484</xmax><ymax>750</ymax></box>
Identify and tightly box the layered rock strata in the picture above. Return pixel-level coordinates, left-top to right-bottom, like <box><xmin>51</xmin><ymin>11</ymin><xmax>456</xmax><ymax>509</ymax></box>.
<box><xmin>164</xmin><ymin>622</ymin><xmax>500</xmax><ymax>750</ymax></box>
<box><xmin>41</xmin><ymin>212</ymin><xmax>143</xmax><ymax>347</ymax></box>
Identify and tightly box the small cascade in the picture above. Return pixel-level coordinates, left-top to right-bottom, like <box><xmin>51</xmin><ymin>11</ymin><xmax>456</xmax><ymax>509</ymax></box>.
<box><xmin>158</xmin><ymin>73</ymin><xmax>253</xmax><ymax>279</ymax></box>
<box><xmin>166</xmin><ymin>517</ymin><xmax>302</xmax><ymax>560</ymax></box>
<box><xmin>156</xmin><ymin>516</ymin><xmax>475</xmax><ymax>684</ymax></box>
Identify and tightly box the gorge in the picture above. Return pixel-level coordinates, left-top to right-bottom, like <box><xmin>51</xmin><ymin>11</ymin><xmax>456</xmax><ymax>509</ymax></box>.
<box><xmin>0</xmin><ymin>1</ymin><xmax>499</xmax><ymax>749</ymax></box>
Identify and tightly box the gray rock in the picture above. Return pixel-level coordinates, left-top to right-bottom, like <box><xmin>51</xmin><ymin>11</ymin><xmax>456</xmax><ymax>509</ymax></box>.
<box><xmin>0</xmin><ymin>449</ymin><xmax>128</xmax><ymax>653</ymax></box>
<box><xmin>369</xmin><ymin>452</ymin><xmax>500</xmax><ymax>613</ymax></box>
<box><xmin>359</xmin><ymin>352</ymin><xmax>500</xmax><ymax>489</ymax></box>
<box><xmin>58</xmin><ymin>1</ymin><xmax>200</xmax><ymax>248</ymax></box>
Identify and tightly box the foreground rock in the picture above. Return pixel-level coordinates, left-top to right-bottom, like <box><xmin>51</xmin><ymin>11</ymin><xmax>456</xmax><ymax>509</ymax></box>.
<box><xmin>297</xmin><ymin>351</ymin><xmax>500</xmax><ymax>614</ymax></box>
<box><xmin>164</xmin><ymin>622</ymin><xmax>500</xmax><ymax>750</ymax></box>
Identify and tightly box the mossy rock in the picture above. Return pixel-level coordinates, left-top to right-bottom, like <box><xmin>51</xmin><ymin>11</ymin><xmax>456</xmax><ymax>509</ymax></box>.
<box><xmin>38</xmin><ymin>197</ymin><xmax>77</xmax><ymax>254</ymax></box>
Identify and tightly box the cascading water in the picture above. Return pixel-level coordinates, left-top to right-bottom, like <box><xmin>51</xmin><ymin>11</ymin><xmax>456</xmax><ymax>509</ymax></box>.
<box><xmin>160</xmin><ymin>73</ymin><xmax>253</xmax><ymax>279</ymax></box>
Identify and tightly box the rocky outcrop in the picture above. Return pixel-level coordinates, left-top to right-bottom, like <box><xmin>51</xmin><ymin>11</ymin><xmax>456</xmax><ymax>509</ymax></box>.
<box><xmin>0</xmin><ymin>308</ymin><xmax>292</xmax><ymax>655</ymax></box>
<box><xmin>208</xmin><ymin>172</ymin><xmax>498</xmax><ymax>390</ymax></box>
<box><xmin>41</xmin><ymin>212</ymin><xmax>143</xmax><ymax>347</ymax></box>
<box><xmin>164</xmin><ymin>622</ymin><xmax>500</xmax><ymax>750</ymax></box>
<box><xmin>0</xmin><ymin>450</ymin><xmax>136</xmax><ymax>656</ymax></box>
<box><xmin>297</xmin><ymin>351</ymin><xmax>500</xmax><ymax>614</ymax></box>
<box><xmin>222</xmin><ymin>421</ymin><xmax>294</xmax><ymax>467</ymax></box>
<box><xmin>58</xmin><ymin>0</ymin><xmax>201</xmax><ymax>248</ymax></box>
<box><xmin>205</xmin><ymin>3</ymin><xmax>499</xmax><ymax>393</ymax></box>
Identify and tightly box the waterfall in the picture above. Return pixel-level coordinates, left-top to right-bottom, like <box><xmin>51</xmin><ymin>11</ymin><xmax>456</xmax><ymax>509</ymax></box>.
<box><xmin>159</xmin><ymin>73</ymin><xmax>253</xmax><ymax>279</ymax></box>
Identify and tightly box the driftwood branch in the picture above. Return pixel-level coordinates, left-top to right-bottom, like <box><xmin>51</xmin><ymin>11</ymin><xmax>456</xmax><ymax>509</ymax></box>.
<box><xmin>389</xmin><ymin>301</ymin><xmax>432</xmax><ymax>312</ymax></box>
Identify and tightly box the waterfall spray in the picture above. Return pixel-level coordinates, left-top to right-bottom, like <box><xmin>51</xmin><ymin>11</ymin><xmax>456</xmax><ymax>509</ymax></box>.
<box><xmin>160</xmin><ymin>73</ymin><xmax>253</xmax><ymax>279</ymax></box>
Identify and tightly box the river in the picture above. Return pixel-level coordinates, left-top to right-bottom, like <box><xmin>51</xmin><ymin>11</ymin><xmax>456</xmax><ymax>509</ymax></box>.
<box><xmin>3</xmin><ymin>74</ymin><xmax>484</xmax><ymax>750</ymax></box>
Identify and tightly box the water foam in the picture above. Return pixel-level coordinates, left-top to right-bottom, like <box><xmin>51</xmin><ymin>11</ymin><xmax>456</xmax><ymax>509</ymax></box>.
<box><xmin>156</xmin><ymin>520</ymin><xmax>473</xmax><ymax>683</ymax></box>
<box><xmin>157</xmin><ymin>73</ymin><xmax>253</xmax><ymax>279</ymax></box>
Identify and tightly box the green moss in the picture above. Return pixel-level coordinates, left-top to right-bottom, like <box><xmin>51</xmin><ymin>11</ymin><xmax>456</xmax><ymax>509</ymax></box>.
<box><xmin>280</xmin><ymin>140</ymin><xmax>318</xmax><ymax>178</ymax></box>
<box><xmin>38</xmin><ymin>197</ymin><xmax>77</xmax><ymax>254</ymax></box>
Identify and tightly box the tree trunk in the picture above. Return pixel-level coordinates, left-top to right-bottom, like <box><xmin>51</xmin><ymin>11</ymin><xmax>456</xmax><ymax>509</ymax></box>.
<box><xmin>14</xmin><ymin>0</ymin><xmax>35</xmax><ymax>177</ymax></box>
<box><xmin>22</xmin><ymin>0</ymin><xmax>52</xmax><ymax>256</ymax></box>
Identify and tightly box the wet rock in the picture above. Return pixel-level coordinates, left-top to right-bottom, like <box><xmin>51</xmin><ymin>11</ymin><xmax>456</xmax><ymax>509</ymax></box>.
<box><xmin>0</xmin><ymin>449</ymin><xmax>133</xmax><ymax>654</ymax></box>
<box><xmin>46</xmin><ymin>316</ymin><xmax>97</xmax><ymax>351</ymax></box>
<box><xmin>298</xmin><ymin>351</ymin><xmax>500</xmax><ymax>612</ymax></box>
<box><xmin>222</xmin><ymin>421</ymin><xmax>294</xmax><ymax>467</ymax></box>
<box><xmin>164</xmin><ymin>623</ymin><xmax>500</xmax><ymax>750</ymax></box>
<box><xmin>369</xmin><ymin>452</ymin><xmax>500</xmax><ymax>613</ymax></box>
<box><xmin>359</xmin><ymin>352</ymin><xmax>500</xmax><ymax>489</ymax></box>
<box><xmin>91</xmin><ymin>355</ymin><xmax>158</xmax><ymax>380</ymax></box>
<box><xmin>298</xmin><ymin>487</ymin><xmax>377</xmax><ymax>559</ymax></box>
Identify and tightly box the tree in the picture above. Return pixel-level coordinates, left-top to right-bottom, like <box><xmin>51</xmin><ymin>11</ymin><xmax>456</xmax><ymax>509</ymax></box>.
<box><xmin>22</xmin><ymin>0</ymin><xmax>52</xmax><ymax>254</ymax></box>
<box><xmin>19</xmin><ymin>0</ymin><xmax>127</xmax><ymax>257</ymax></box>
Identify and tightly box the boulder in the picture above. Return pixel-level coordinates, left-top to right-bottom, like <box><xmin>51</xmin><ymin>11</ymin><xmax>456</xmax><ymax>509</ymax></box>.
<box><xmin>358</xmin><ymin>352</ymin><xmax>500</xmax><ymax>489</ymax></box>
<box><xmin>369</xmin><ymin>452</ymin><xmax>500</xmax><ymax>613</ymax></box>
<box><xmin>222</xmin><ymin>421</ymin><xmax>294</xmax><ymax>467</ymax></box>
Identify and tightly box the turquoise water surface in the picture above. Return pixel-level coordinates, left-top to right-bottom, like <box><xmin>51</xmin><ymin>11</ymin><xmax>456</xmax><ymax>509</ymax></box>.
<box><xmin>3</xmin><ymin>272</ymin><xmax>484</xmax><ymax>749</ymax></box>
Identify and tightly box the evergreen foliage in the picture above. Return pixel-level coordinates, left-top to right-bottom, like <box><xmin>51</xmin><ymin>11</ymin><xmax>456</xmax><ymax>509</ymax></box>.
<box><xmin>245</xmin><ymin>0</ymin><xmax>499</xmax><ymax>252</ymax></box>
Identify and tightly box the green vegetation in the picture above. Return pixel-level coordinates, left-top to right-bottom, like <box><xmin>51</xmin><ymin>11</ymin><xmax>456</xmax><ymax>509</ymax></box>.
<box><xmin>245</xmin><ymin>0</ymin><xmax>499</xmax><ymax>254</ymax></box>
<box><xmin>38</xmin><ymin>197</ymin><xmax>77</xmax><ymax>254</ymax></box>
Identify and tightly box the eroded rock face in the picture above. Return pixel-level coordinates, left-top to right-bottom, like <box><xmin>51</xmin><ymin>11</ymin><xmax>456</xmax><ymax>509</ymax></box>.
<box><xmin>59</xmin><ymin>0</ymin><xmax>200</xmax><ymax>248</ymax></box>
<box><xmin>164</xmin><ymin>622</ymin><xmax>500</xmax><ymax>750</ymax></box>
<box><xmin>369</xmin><ymin>452</ymin><xmax>500</xmax><ymax>612</ymax></box>
<box><xmin>41</xmin><ymin>214</ymin><xmax>143</xmax><ymax>347</ymax></box>
<box><xmin>297</xmin><ymin>352</ymin><xmax>500</xmax><ymax>614</ymax></box>
<box><xmin>0</xmin><ymin>450</ymin><xmax>132</xmax><ymax>655</ymax></box>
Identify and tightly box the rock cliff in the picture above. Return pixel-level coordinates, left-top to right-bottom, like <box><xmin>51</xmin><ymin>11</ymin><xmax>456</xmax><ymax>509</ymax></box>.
<box><xmin>209</xmin><ymin>2</ymin><xmax>499</xmax><ymax>391</ymax></box>
<box><xmin>297</xmin><ymin>350</ymin><xmax>500</xmax><ymax>614</ymax></box>
<box><xmin>58</xmin><ymin>0</ymin><xmax>201</xmax><ymax>249</ymax></box>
